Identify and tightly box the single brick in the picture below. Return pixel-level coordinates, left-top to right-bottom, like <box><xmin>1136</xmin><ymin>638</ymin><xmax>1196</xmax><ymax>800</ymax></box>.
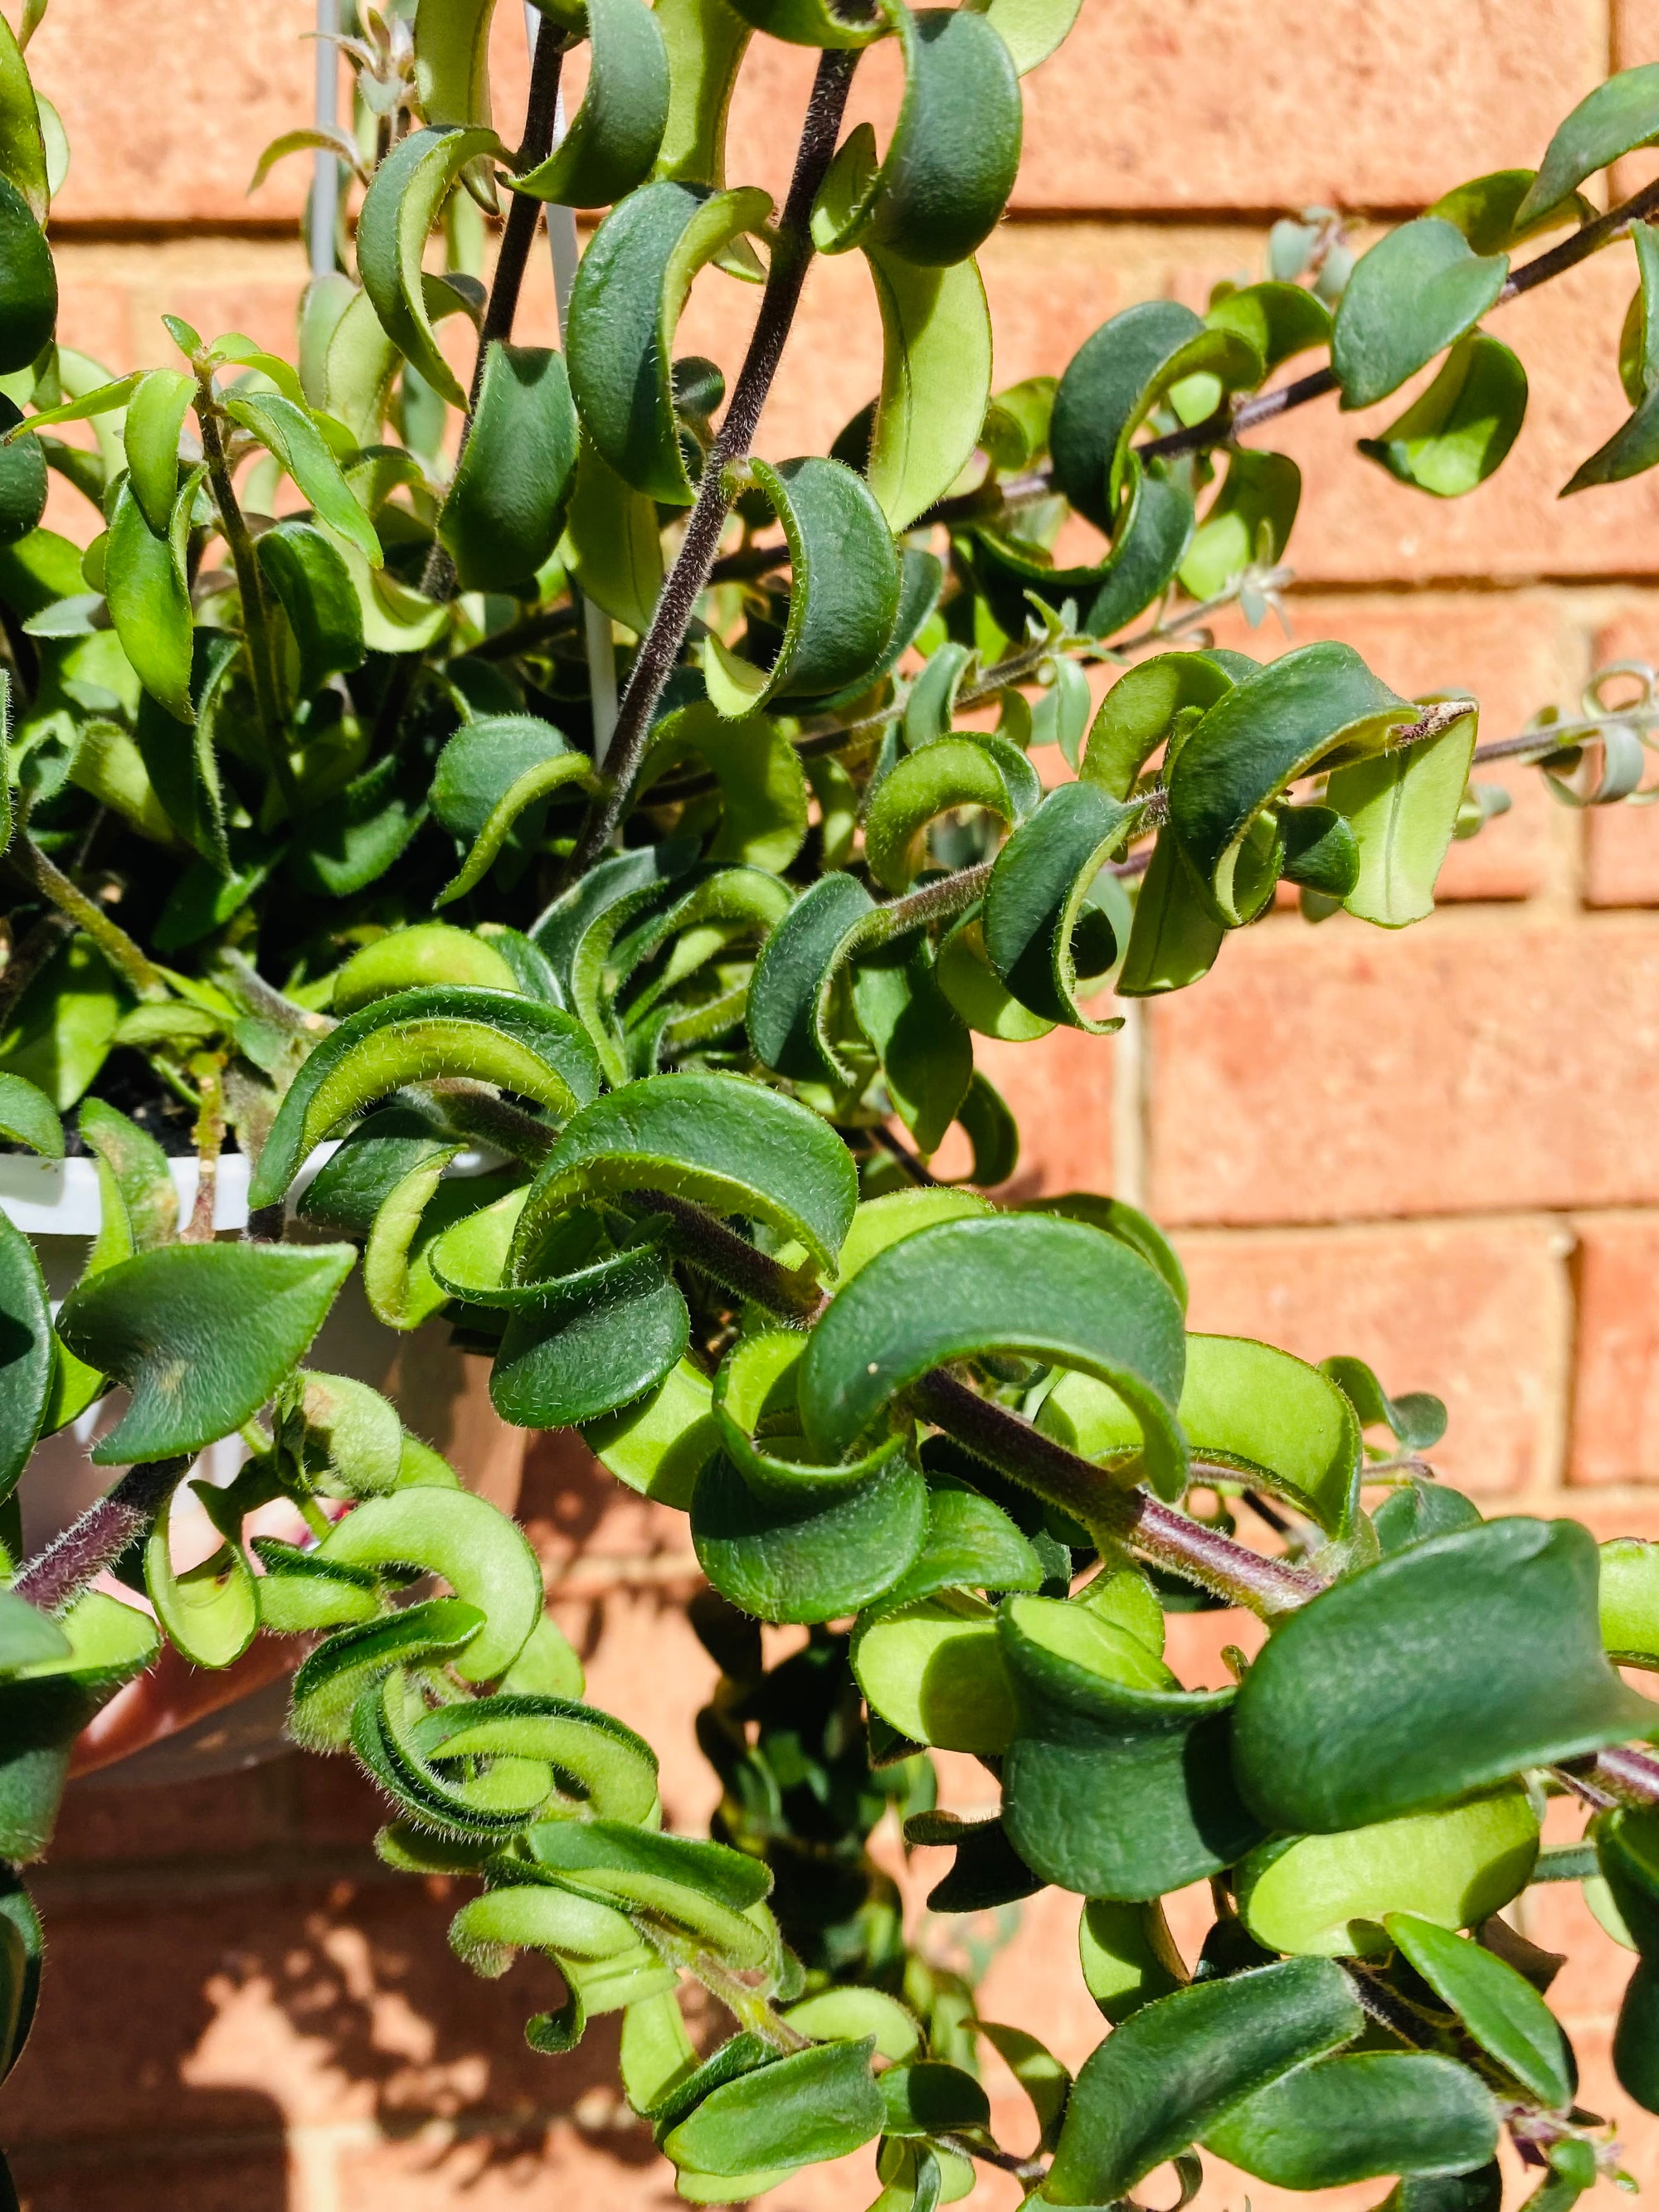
<box><xmin>1569</xmin><ymin>1212</ymin><xmax>1659</xmax><ymax>1483</ymax></box>
<box><xmin>27</xmin><ymin>0</ymin><xmax>321</xmax><ymax>225</ymax></box>
<box><xmin>1175</xmin><ymin>1218</ymin><xmax>1574</xmax><ymax>1495</ymax></box>
<box><xmin>1150</xmin><ymin>912</ymin><xmax>1659</xmax><ymax>1224</ymax></box>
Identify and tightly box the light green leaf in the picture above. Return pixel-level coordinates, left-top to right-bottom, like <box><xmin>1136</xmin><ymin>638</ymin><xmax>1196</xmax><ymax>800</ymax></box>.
<box><xmin>314</xmin><ymin>1486</ymin><xmax>542</xmax><ymax>1681</ymax></box>
<box><xmin>144</xmin><ymin>1482</ymin><xmax>259</xmax><ymax>1669</ymax></box>
<box><xmin>413</xmin><ymin>0</ymin><xmax>496</xmax><ymax>127</ymax></box>
<box><xmin>223</xmin><ymin>390</ymin><xmax>382</xmax><ymax>565</ymax></box>
<box><xmin>864</xmin><ymin>246</ymin><xmax>993</xmax><ymax>532</ymax></box>
<box><xmin>653</xmin><ymin>0</ymin><xmax>752</xmax><ymax>185</ymax></box>
<box><xmin>1078</xmin><ymin>1897</ymin><xmax>1186</xmax><ymax>2024</ymax></box>
<box><xmin>0</xmin><ymin>1072</ymin><xmax>60</xmax><ymax>1156</ymax></box>
<box><xmin>1235</xmin><ymin>1786</ymin><xmax>1540</xmax><ymax>1958</ymax></box>
<box><xmin>1327</xmin><ymin>703</ymin><xmax>1478</xmax><ymax>926</ymax></box>
<box><xmin>1180</xmin><ymin>447</ymin><xmax>1300</xmax><ymax>598</ymax></box>
<box><xmin>1360</xmin><ymin>333</ymin><xmax>1527</xmax><ymax>496</ymax></box>
<box><xmin>121</xmin><ymin>368</ymin><xmax>193</xmax><ymax>537</ymax></box>
<box><xmin>638</xmin><ymin>699</ymin><xmax>809</xmax><ymax>871</ymax></box>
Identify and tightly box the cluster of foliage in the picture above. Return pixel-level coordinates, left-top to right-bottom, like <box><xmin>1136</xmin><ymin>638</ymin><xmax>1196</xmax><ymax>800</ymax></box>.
<box><xmin>7</xmin><ymin>0</ymin><xmax>1659</xmax><ymax>2205</ymax></box>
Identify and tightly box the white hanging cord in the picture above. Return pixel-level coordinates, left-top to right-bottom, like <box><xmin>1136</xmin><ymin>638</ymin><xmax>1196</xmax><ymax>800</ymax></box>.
<box><xmin>310</xmin><ymin>0</ymin><xmax>341</xmax><ymax>282</ymax></box>
<box><xmin>523</xmin><ymin>2</ymin><xmax>619</xmax><ymax>766</ymax></box>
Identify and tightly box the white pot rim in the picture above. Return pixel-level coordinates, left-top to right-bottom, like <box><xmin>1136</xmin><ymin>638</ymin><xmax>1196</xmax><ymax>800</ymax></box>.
<box><xmin>0</xmin><ymin>1142</ymin><xmax>506</xmax><ymax>1236</ymax></box>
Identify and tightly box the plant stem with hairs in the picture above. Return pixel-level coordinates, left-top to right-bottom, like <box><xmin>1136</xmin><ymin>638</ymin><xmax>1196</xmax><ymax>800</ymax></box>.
<box><xmin>558</xmin><ymin>48</ymin><xmax>861</xmax><ymax>887</ymax></box>
<box><xmin>922</xmin><ymin>170</ymin><xmax>1659</xmax><ymax>525</ymax></box>
<box><xmin>15</xmin><ymin>1461</ymin><xmax>187</xmax><ymax>1612</ymax></box>
<box><xmin>7</xmin><ymin>834</ymin><xmax>169</xmax><ymax>1000</ymax></box>
<box><xmin>196</xmin><ymin>388</ymin><xmax>299</xmax><ymax>815</ymax></box>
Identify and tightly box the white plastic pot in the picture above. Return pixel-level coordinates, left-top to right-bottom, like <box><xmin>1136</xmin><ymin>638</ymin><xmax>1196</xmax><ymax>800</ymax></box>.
<box><xmin>2</xmin><ymin>1144</ymin><xmax>530</xmax><ymax>1782</ymax></box>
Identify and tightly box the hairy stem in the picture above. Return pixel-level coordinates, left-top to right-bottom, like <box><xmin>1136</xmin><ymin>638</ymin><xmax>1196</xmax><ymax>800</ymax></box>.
<box><xmin>15</xmin><ymin>1459</ymin><xmax>187</xmax><ymax>1613</ymax></box>
<box><xmin>184</xmin><ymin>1059</ymin><xmax>226</xmax><ymax>1242</ymax></box>
<box><xmin>911</xmin><ymin>1369</ymin><xmax>1323</xmax><ymax>1616</ymax></box>
<box><xmin>197</xmin><ymin>391</ymin><xmax>299</xmax><ymax>814</ymax></box>
<box><xmin>933</xmin><ymin>172</ymin><xmax>1659</xmax><ymax>517</ymax></box>
<box><xmin>558</xmin><ymin>49</ymin><xmax>861</xmax><ymax>886</ymax></box>
<box><xmin>474</xmin><ymin>30</ymin><xmax>567</xmax><ymax>382</ymax></box>
<box><xmin>0</xmin><ymin>907</ymin><xmax>72</xmax><ymax>1028</ymax></box>
<box><xmin>632</xmin><ymin>1189</ymin><xmax>826</xmax><ymax>1320</ymax></box>
<box><xmin>7</xmin><ymin>834</ymin><xmax>169</xmax><ymax>1000</ymax></box>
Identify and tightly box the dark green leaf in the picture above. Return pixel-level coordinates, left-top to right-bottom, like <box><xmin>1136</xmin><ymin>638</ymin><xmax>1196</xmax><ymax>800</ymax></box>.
<box><xmin>999</xmin><ymin>1592</ymin><xmax>1264</xmax><ymax>1896</ymax></box>
<box><xmin>512</xmin><ymin>0</ymin><xmax>669</xmax><ymax>207</ymax></box>
<box><xmin>1518</xmin><ymin>66</ymin><xmax>1659</xmax><ymax>224</ymax></box>
<box><xmin>440</xmin><ymin>343</ymin><xmax>579</xmax><ymax>590</ymax></box>
<box><xmin>800</xmin><ymin>1211</ymin><xmax>1187</xmax><ymax>1494</ymax></box>
<box><xmin>58</xmin><ymin>1241</ymin><xmax>356</xmax><ymax>1463</ymax></box>
<box><xmin>1040</xmin><ymin>1957</ymin><xmax>1363</xmax><ymax>2205</ymax></box>
<box><xmin>1204</xmin><ymin>2053</ymin><xmax>1499</xmax><ymax>2186</ymax></box>
<box><xmin>1385</xmin><ymin>1912</ymin><xmax>1573</xmax><ymax>2107</ymax></box>
<box><xmin>1332</xmin><ymin>220</ymin><xmax>1508</xmax><ymax>411</ymax></box>
<box><xmin>1231</xmin><ymin>1519</ymin><xmax>1658</xmax><ymax>1832</ymax></box>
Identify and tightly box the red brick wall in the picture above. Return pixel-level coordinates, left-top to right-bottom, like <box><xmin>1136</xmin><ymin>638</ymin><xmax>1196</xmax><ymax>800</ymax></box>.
<box><xmin>11</xmin><ymin>0</ymin><xmax>1659</xmax><ymax>2203</ymax></box>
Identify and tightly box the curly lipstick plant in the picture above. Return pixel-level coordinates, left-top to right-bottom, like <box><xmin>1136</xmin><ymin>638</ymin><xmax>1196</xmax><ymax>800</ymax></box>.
<box><xmin>9</xmin><ymin>1</ymin><xmax>1659</xmax><ymax>2203</ymax></box>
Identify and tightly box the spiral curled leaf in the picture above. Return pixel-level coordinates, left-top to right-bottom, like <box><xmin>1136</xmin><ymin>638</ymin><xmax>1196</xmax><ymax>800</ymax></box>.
<box><xmin>1040</xmin><ymin>1333</ymin><xmax>1363</xmax><ymax>1537</ymax></box>
<box><xmin>358</xmin><ymin>124</ymin><xmax>502</xmax><ymax>406</ymax></box>
<box><xmin>249</xmin><ymin>985</ymin><xmax>605</xmax><ymax>1207</ymax></box>
<box><xmin>513</xmin><ymin>0</ymin><xmax>670</xmax><ymax>208</ymax></box>
<box><xmin>431</xmin><ymin>716</ymin><xmax>597</xmax><ymax>907</ymax></box>
<box><xmin>799</xmin><ymin>1211</ymin><xmax>1189</xmax><ymax>1494</ymax></box>
<box><xmin>998</xmin><ymin>1592</ymin><xmax>1264</xmax><ymax>1896</ymax></box>
<box><xmin>703</xmin><ymin>457</ymin><xmax>900</xmax><ymax>716</ymax></box>
<box><xmin>439</xmin><ymin>343</ymin><xmax>580</xmax><ymax>591</ymax></box>
<box><xmin>566</xmin><ymin>179</ymin><xmax>772</xmax><ymax>503</ymax></box>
